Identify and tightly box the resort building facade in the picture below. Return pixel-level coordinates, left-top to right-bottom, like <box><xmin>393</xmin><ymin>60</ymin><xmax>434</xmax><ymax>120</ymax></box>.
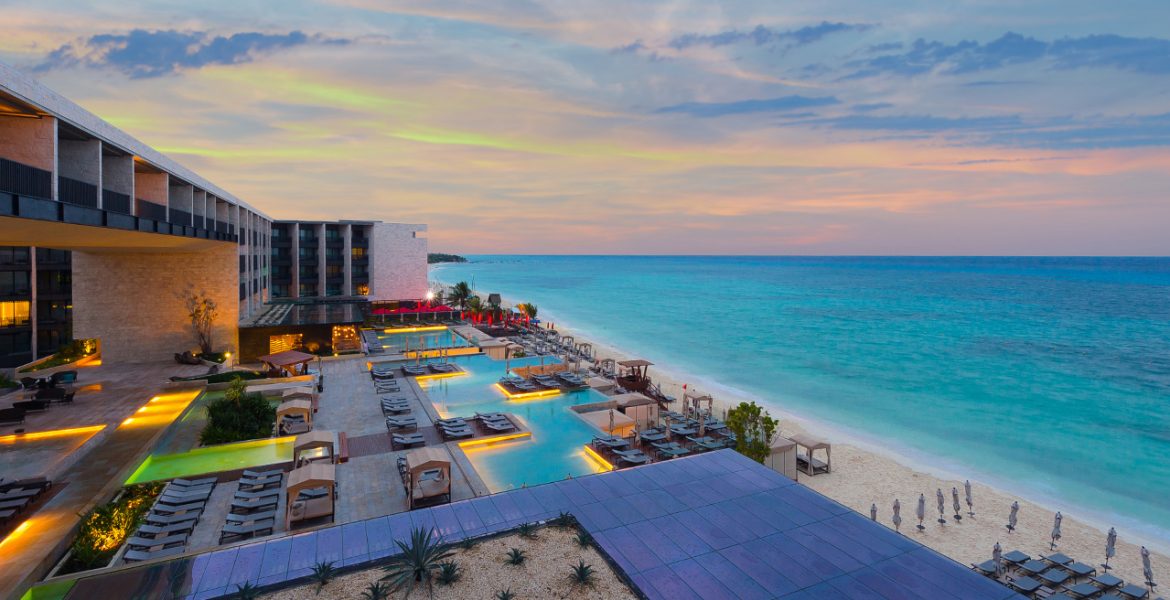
<box><xmin>0</xmin><ymin>246</ymin><xmax>71</xmax><ymax>367</ymax></box>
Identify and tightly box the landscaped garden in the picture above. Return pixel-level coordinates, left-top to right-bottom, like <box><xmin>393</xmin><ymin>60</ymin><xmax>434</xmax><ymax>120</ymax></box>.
<box><xmin>199</xmin><ymin>378</ymin><xmax>277</xmax><ymax>445</ymax></box>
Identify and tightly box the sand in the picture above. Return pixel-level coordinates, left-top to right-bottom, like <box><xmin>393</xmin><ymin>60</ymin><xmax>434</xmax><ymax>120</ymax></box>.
<box><xmin>262</xmin><ymin>526</ymin><xmax>636</xmax><ymax>599</ymax></box>
<box><xmin>532</xmin><ymin>317</ymin><xmax>1169</xmax><ymax>590</ymax></box>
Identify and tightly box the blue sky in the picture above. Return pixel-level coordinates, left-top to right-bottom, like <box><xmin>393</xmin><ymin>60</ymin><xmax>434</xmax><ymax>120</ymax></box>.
<box><xmin>2</xmin><ymin>0</ymin><xmax>1168</xmax><ymax>254</ymax></box>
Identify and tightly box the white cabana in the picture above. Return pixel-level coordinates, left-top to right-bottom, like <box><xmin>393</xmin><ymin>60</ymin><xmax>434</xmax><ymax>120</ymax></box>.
<box><xmin>294</xmin><ymin>430</ymin><xmax>336</xmax><ymax>466</ymax></box>
<box><xmin>405</xmin><ymin>447</ymin><xmax>451</xmax><ymax>509</ymax></box>
<box><xmin>285</xmin><ymin>462</ymin><xmax>335</xmax><ymax>528</ymax></box>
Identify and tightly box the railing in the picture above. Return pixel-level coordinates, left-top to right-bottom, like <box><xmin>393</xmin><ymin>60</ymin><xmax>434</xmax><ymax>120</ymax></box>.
<box><xmin>102</xmin><ymin>189</ymin><xmax>131</xmax><ymax>214</ymax></box>
<box><xmin>0</xmin><ymin>190</ymin><xmax>238</xmax><ymax>243</ymax></box>
<box><xmin>58</xmin><ymin>176</ymin><xmax>98</xmax><ymax>207</ymax></box>
<box><xmin>0</xmin><ymin>157</ymin><xmax>52</xmax><ymax>199</ymax></box>
<box><xmin>136</xmin><ymin>199</ymin><xmax>167</xmax><ymax>221</ymax></box>
<box><xmin>169</xmin><ymin>208</ymin><xmax>192</xmax><ymax>227</ymax></box>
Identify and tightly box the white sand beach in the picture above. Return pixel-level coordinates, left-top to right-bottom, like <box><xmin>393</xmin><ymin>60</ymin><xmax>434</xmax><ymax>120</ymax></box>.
<box><xmin>528</xmin><ymin>316</ymin><xmax>1170</xmax><ymax>591</ymax></box>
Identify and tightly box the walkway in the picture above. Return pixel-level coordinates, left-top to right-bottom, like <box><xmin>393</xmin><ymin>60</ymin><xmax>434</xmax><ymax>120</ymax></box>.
<box><xmin>36</xmin><ymin>450</ymin><xmax>1021</xmax><ymax>600</ymax></box>
<box><xmin>0</xmin><ymin>361</ymin><xmax>206</xmax><ymax>600</ymax></box>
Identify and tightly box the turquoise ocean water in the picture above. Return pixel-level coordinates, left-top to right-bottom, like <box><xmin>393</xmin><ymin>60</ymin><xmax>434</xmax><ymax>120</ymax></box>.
<box><xmin>433</xmin><ymin>256</ymin><xmax>1170</xmax><ymax>544</ymax></box>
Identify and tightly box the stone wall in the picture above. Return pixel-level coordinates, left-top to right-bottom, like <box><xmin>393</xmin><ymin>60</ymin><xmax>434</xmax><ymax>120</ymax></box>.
<box><xmin>71</xmin><ymin>244</ymin><xmax>240</xmax><ymax>363</ymax></box>
<box><xmin>369</xmin><ymin>222</ymin><xmax>428</xmax><ymax>301</ymax></box>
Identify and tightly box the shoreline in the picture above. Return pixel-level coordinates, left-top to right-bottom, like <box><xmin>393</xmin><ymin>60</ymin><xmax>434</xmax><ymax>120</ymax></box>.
<box><xmin>430</xmin><ymin>271</ymin><xmax>1169</xmax><ymax>586</ymax></box>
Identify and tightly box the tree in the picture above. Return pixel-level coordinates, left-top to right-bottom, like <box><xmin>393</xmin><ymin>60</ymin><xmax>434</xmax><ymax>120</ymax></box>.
<box><xmin>517</xmin><ymin>303</ymin><xmax>538</xmax><ymax>323</ymax></box>
<box><xmin>184</xmin><ymin>290</ymin><xmax>218</xmax><ymax>354</ymax></box>
<box><xmin>465</xmin><ymin>296</ymin><xmax>483</xmax><ymax>323</ymax></box>
<box><xmin>726</xmin><ymin>401</ymin><xmax>778</xmax><ymax>463</ymax></box>
<box><xmin>449</xmin><ymin>282</ymin><xmax>472</xmax><ymax>311</ymax></box>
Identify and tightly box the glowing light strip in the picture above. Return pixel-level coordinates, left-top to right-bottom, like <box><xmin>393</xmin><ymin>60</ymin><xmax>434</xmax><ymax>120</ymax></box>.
<box><xmin>457</xmin><ymin>431</ymin><xmax>531</xmax><ymax>448</ymax></box>
<box><xmin>0</xmin><ymin>520</ymin><xmax>32</xmax><ymax>551</ymax></box>
<box><xmin>0</xmin><ymin>424</ymin><xmax>106</xmax><ymax>444</ymax></box>
<box><xmin>492</xmin><ymin>383</ymin><xmax>562</xmax><ymax>401</ymax></box>
<box><xmin>383</xmin><ymin>325</ymin><xmax>448</xmax><ymax>333</ymax></box>
<box><xmin>415</xmin><ymin>371</ymin><xmax>469</xmax><ymax>382</ymax></box>
<box><xmin>582</xmin><ymin>445</ymin><xmax>615</xmax><ymax>472</ymax></box>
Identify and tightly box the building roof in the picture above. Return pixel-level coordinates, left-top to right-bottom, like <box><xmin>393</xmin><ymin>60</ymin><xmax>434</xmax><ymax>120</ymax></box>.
<box><xmin>617</xmin><ymin>359</ymin><xmax>654</xmax><ymax>367</ymax></box>
<box><xmin>258</xmin><ymin>350</ymin><xmax>316</xmax><ymax>367</ymax></box>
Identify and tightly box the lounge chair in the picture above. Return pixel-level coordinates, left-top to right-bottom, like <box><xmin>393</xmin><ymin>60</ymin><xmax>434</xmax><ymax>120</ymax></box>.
<box><xmin>1063</xmin><ymin>561</ymin><xmax>1096</xmax><ymax>578</ymax></box>
<box><xmin>239</xmin><ymin>474</ymin><xmax>281</xmax><ymax>488</ymax></box>
<box><xmin>392</xmin><ymin>433</ymin><xmax>426</xmax><ymax>448</ymax></box>
<box><xmin>1008</xmin><ymin>575</ymin><xmax>1043</xmax><ymax>595</ymax></box>
<box><xmin>440</xmin><ymin>427</ymin><xmax>473</xmax><ymax>440</ymax></box>
<box><xmin>234</xmin><ymin>488</ymin><xmax>279</xmax><ymax>500</ymax></box>
<box><xmin>1039</xmin><ymin>568</ymin><xmax>1070</xmax><ymax>587</ymax></box>
<box><xmin>145</xmin><ymin>510</ymin><xmax>201</xmax><ymax>526</ymax></box>
<box><xmin>226</xmin><ymin>509</ymin><xmax>276</xmax><ymax>524</ymax></box>
<box><xmin>592</xmin><ymin>436</ymin><xmax>629</xmax><ymax>450</ymax></box>
<box><xmin>157</xmin><ymin>491</ymin><xmax>212</xmax><ymax>505</ymax></box>
<box><xmin>382</xmin><ymin>404</ymin><xmax>411</xmax><ymax>415</ymax></box>
<box><xmin>1116</xmin><ymin>584</ymin><xmax>1150</xmax><ymax>599</ymax></box>
<box><xmin>123</xmin><ymin>545</ymin><xmax>187</xmax><ymax>563</ymax></box>
<box><xmin>137</xmin><ymin>522</ymin><xmax>196</xmax><ymax>537</ymax></box>
<box><xmin>0</xmin><ymin>498</ymin><xmax>31</xmax><ymax>512</ymax></box>
<box><xmin>219</xmin><ymin>519</ymin><xmax>275</xmax><ymax>543</ymax></box>
<box><xmin>171</xmin><ymin>477</ymin><xmax>217</xmax><ymax>488</ymax></box>
<box><xmin>151</xmin><ymin>501</ymin><xmax>204</xmax><ymax>515</ymax></box>
<box><xmin>1064</xmin><ymin>583</ymin><xmax>1102</xmax><ymax>598</ymax></box>
<box><xmin>385</xmin><ymin>416</ymin><xmax>417</xmax><ymax>430</ymax></box>
<box><xmin>0</xmin><ymin>408</ymin><xmax>25</xmax><ymax>425</ymax></box>
<box><xmin>1002</xmin><ymin>550</ymin><xmax>1030</xmax><ymax>565</ymax></box>
<box><xmin>13</xmin><ymin>400</ymin><xmax>50</xmax><ymax>413</ymax></box>
<box><xmin>126</xmin><ymin>533</ymin><xmax>188</xmax><ymax>550</ymax></box>
<box><xmin>159</xmin><ymin>485</ymin><xmax>213</xmax><ymax>499</ymax></box>
<box><xmin>435</xmin><ymin>417</ymin><xmax>467</xmax><ymax>427</ymax></box>
<box><xmin>971</xmin><ymin>559</ymin><xmax>998</xmax><ymax>577</ymax></box>
<box><xmin>482</xmin><ymin>420</ymin><xmax>515</xmax><ymax>433</ymax></box>
<box><xmin>242</xmin><ymin>469</ymin><xmax>282</xmax><ymax>479</ymax></box>
<box><xmin>230</xmin><ymin>498</ymin><xmax>277</xmax><ymax>513</ymax></box>
<box><xmin>1092</xmin><ymin>573</ymin><xmax>1124</xmax><ymax>590</ymax></box>
<box><xmin>613</xmin><ymin>451</ymin><xmax>650</xmax><ymax>465</ymax></box>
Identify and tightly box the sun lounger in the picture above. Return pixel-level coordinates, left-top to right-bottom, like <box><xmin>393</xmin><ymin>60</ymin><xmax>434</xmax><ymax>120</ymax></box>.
<box><xmin>1065</xmin><ymin>583</ymin><xmax>1102</xmax><ymax>598</ymax></box>
<box><xmin>436</xmin><ymin>417</ymin><xmax>467</xmax><ymax>427</ymax></box>
<box><xmin>1063</xmin><ymin>561</ymin><xmax>1096</xmax><ymax>578</ymax></box>
<box><xmin>971</xmin><ymin>559</ymin><xmax>998</xmax><ymax>576</ymax></box>
<box><xmin>171</xmin><ymin>477</ymin><xmax>217</xmax><ymax>488</ymax></box>
<box><xmin>159</xmin><ymin>486</ymin><xmax>213</xmax><ymax>500</ymax></box>
<box><xmin>482</xmin><ymin>420</ymin><xmax>515</xmax><ymax>433</ymax></box>
<box><xmin>382</xmin><ymin>404</ymin><xmax>411</xmax><ymax>415</ymax></box>
<box><xmin>123</xmin><ymin>545</ymin><xmax>187</xmax><ymax>563</ymax></box>
<box><xmin>1116</xmin><ymin>584</ymin><xmax>1150</xmax><ymax>599</ymax></box>
<box><xmin>234</xmin><ymin>488</ymin><xmax>279</xmax><ymax>500</ymax></box>
<box><xmin>157</xmin><ymin>492</ymin><xmax>211</xmax><ymax>505</ymax></box>
<box><xmin>440</xmin><ymin>427</ymin><xmax>473</xmax><ymax>440</ymax></box>
<box><xmin>226</xmin><ymin>509</ymin><xmax>277</xmax><ymax>524</ymax></box>
<box><xmin>614</xmin><ymin>451</ymin><xmax>650</xmax><ymax>465</ymax></box>
<box><xmin>1039</xmin><ymin>568</ymin><xmax>1070</xmax><ymax>587</ymax></box>
<box><xmin>1001</xmin><ymin>550</ymin><xmax>1030</xmax><ymax>565</ymax></box>
<box><xmin>242</xmin><ymin>468</ymin><xmax>283</xmax><ymax>479</ymax></box>
<box><xmin>137</xmin><ymin>522</ymin><xmax>196</xmax><ymax>537</ymax></box>
<box><xmin>151</xmin><ymin>501</ymin><xmax>204</xmax><ymax>515</ymax></box>
<box><xmin>126</xmin><ymin>533</ymin><xmax>188</xmax><ymax>550</ymax></box>
<box><xmin>0</xmin><ymin>408</ymin><xmax>26</xmax><ymax>425</ymax></box>
<box><xmin>13</xmin><ymin>400</ymin><xmax>50</xmax><ymax>412</ymax></box>
<box><xmin>1008</xmin><ymin>575</ymin><xmax>1043</xmax><ymax>595</ymax></box>
<box><xmin>164</xmin><ymin>482</ymin><xmax>214</xmax><ymax>496</ymax></box>
<box><xmin>1093</xmin><ymin>573</ymin><xmax>1124</xmax><ymax>590</ymax></box>
<box><xmin>220</xmin><ymin>519</ymin><xmax>275</xmax><ymax>543</ymax></box>
<box><xmin>592</xmin><ymin>436</ymin><xmax>629</xmax><ymax>450</ymax></box>
<box><xmin>0</xmin><ymin>498</ymin><xmax>31</xmax><ymax>512</ymax></box>
<box><xmin>393</xmin><ymin>433</ymin><xmax>426</xmax><ymax>448</ymax></box>
<box><xmin>231</xmin><ymin>498</ymin><xmax>277</xmax><ymax>513</ymax></box>
<box><xmin>145</xmin><ymin>510</ymin><xmax>201</xmax><ymax>526</ymax></box>
<box><xmin>0</xmin><ymin>488</ymin><xmax>42</xmax><ymax>501</ymax></box>
<box><xmin>385</xmin><ymin>416</ymin><xmax>418</xmax><ymax>429</ymax></box>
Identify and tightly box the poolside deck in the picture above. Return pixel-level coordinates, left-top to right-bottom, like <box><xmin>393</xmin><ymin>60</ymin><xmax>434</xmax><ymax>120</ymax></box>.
<box><xmin>38</xmin><ymin>449</ymin><xmax>1023</xmax><ymax>600</ymax></box>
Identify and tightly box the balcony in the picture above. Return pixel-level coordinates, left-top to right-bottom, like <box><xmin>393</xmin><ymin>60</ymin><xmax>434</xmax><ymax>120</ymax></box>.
<box><xmin>58</xmin><ymin>176</ymin><xmax>98</xmax><ymax>208</ymax></box>
<box><xmin>0</xmin><ymin>157</ymin><xmax>52</xmax><ymax>199</ymax></box>
<box><xmin>102</xmin><ymin>189</ymin><xmax>132</xmax><ymax>214</ymax></box>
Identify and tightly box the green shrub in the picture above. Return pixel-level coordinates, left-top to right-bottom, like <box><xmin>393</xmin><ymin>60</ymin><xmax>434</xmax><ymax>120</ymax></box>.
<box><xmin>726</xmin><ymin>401</ymin><xmax>778</xmax><ymax>463</ymax></box>
<box><xmin>64</xmin><ymin>483</ymin><xmax>164</xmax><ymax>573</ymax></box>
<box><xmin>199</xmin><ymin>378</ymin><xmax>275</xmax><ymax>445</ymax></box>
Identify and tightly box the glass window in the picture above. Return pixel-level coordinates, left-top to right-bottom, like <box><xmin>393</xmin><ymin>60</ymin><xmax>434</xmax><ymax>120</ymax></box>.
<box><xmin>0</xmin><ymin>301</ymin><xmax>31</xmax><ymax>327</ymax></box>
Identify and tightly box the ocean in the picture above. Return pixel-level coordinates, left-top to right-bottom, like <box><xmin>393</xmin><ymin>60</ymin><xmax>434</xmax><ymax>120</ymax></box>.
<box><xmin>431</xmin><ymin>256</ymin><xmax>1170</xmax><ymax>544</ymax></box>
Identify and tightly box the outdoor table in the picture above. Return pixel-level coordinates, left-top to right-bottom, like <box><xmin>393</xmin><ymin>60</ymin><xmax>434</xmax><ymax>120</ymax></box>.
<box><xmin>639</xmin><ymin>431</ymin><xmax>667</xmax><ymax>443</ymax></box>
<box><xmin>670</xmin><ymin>425</ymin><xmax>697</xmax><ymax>435</ymax></box>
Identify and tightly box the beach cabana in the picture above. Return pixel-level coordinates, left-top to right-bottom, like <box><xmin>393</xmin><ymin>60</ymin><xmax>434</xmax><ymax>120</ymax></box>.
<box><xmin>579</xmin><ymin>408</ymin><xmax>635</xmax><ymax>437</ymax></box>
<box><xmin>285</xmin><ymin>462</ymin><xmax>336</xmax><ymax>528</ymax></box>
<box><xmin>586</xmin><ymin>376</ymin><xmax>615</xmax><ymax>393</ymax></box>
<box><xmin>791</xmin><ymin>433</ymin><xmax>832</xmax><ymax>476</ymax></box>
<box><xmin>294</xmin><ymin>430</ymin><xmax>336</xmax><ymax>466</ymax></box>
<box><xmin>276</xmin><ymin>399</ymin><xmax>313</xmax><ymax>434</ymax></box>
<box><xmin>612</xmin><ymin>392</ymin><xmax>659</xmax><ymax>430</ymax></box>
<box><xmin>617</xmin><ymin>359</ymin><xmax>653</xmax><ymax>393</ymax></box>
<box><xmin>405</xmin><ymin>447</ymin><xmax>451</xmax><ymax>509</ymax></box>
<box><xmin>282</xmin><ymin>386</ymin><xmax>318</xmax><ymax>412</ymax></box>
<box><xmin>258</xmin><ymin>350</ymin><xmax>316</xmax><ymax>377</ymax></box>
<box><xmin>766</xmin><ymin>436</ymin><xmax>798</xmax><ymax>480</ymax></box>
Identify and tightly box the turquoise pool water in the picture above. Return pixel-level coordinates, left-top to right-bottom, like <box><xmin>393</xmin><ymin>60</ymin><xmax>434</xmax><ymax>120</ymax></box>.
<box><xmin>377</xmin><ymin>329</ymin><xmax>469</xmax><ymax>353</ymax></box>
<box><xmin>419</xmin><ymin>353</ymin><xmax>611</xmax><ymax>492</ymax></box>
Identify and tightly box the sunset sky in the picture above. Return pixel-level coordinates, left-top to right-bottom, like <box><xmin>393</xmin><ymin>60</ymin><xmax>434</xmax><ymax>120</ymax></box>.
<box><xmin>3</xmin><ymin>1</ymin><xmax>1168</xmax><ymax>254</ymax></box>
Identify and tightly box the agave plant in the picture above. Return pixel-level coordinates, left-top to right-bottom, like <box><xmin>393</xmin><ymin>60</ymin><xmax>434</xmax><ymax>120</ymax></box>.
<box><xmin>361</xmin><ymin>581</ymin><xmax>391</xmax><ymax>600</ymax></box>
<box><xmin>504</xmin><ymin>548</ymin><xmax>527</xmax><ymax>565</ymax></box>
<box><xmin>234</xmin><ymin>581</ymin><xmax>260</xmax><ymax>600</ymax></box>
<box><xmin>436</xmin><ymin>561</ymin><xmax>461</xmax><ymax>585</ymax></box>
<box><xmin>569</xmin><ymin>560</ymin><xmax>595</xmax><ymax>586</ymax></box>
<box><xmin>554</xmin><ymin>511</ymin><xmax>575</xmax><ymax>529</ymax></box>
<box><xmin>381</xmin><ymin>527</ymin><xmax>454</xmax><ymax>598</ymax></box>
<box><xmin>496</xmin><ymin>589</ymin><xmax>516</xmax><ymax>600</ymax></box>
<box><xmin>311</xmin><ymin>561</ymin><xmax>335</xmax><ymax>594</ymax></box>
<box><xmin>517</xmin><ymin>522</ymin><xmax>537</xmax><ymax>539</ymax></box>
<box><xmin>459</xmin><ymin>537</ymin><xmax>477</xmax><ymax>551</ymax></box>
<box><xmin>575</xmin><ymin>530</ymin><xmax>592</xmax><ymax>548</ymax></box>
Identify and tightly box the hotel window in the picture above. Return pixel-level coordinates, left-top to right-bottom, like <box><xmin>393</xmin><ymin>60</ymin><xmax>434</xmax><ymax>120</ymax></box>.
<box><xmin>0</xmin><ymin>271</ymin><xmax>30</xmax><ymax>296</ymax></box>
<box><xmin>0</xmin><ymin>248</ymin><xmax>30</xmax><ymax>265</ymax></box>
<box><xmin>351</xmin><ymin>247</ymin><xmax>366</xmax><ymax>258</ymax></box>
<box><xmin>270</xmin><ymin>333</ymin><xmax>303</xmax><ymax>353</ymax></box>
<box><xmin>0</xmin><ymin>301</ymin><xmax>30</xmax><ymax>327</ymax></box>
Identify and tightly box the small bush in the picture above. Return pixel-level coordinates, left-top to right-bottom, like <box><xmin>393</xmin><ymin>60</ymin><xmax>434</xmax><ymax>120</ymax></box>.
<box><xmin>436</xmin><ymin>561</ymin><xmax>461</xmax><ymax>585</ymax></box>
<box><xmin>199</xmin><ymin>378</ymin><xmax>275</xmax><ymax>445</ymax></box>
<box><xmin>517</xmin><ymin>522</ymin><xmax>537</xmax><ymax>539</ymax></box>
<box><xmin>459</xmin><ymin>537</ymin><xmax>477</xmax><ymax>551</ymax></box>
<box><xmin>311</xmin><ymin>561</ymin><xmax>335</xmax><ymax>594</ymax></box>
<box><xmin>234</xmin><ymin>582</ymin><xmax>260</xmax><ymax>600</ymax></box>
<box><xmin>505</xmin><ymin>548</ymin><xmax>526</xmax><ymax>566</ymax></box>
<box><xmin>575</xmin><ymin>530</ymin><xmax>592</xmax><ymax>548</ymax></box>
<box><xmin>554</xmin><ymin>511</ymin><xmax>575</xmax><ymax>529</ymax></box>
<box><xmin>63</xmin><ymin>483</ymin><xmax>164</xmax><ymax>573</ymax></box>
<box><xmin>496</xmin><ymin>589</ymin><xmax>516</xmax><ymax>600</ymax></box>
<box><xmin>360</xmin><ymin>582</ymin><xmax>390</xmax><ymax>600</ymax></box>
<box><xmin>569</xmin><ymin>560</ymin><xmax>595</xmax><ymax>586</ymax></box>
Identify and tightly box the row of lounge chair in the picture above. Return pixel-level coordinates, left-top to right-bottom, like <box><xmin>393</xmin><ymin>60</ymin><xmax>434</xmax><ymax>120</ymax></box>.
<box><xmin>1</xmin><ymin>387</ymin><xmax>77</xmax><ymax>425</ymax></box>
<box><xmin>0</xmin><ymin>477</ymin><xmax>51</xmax><ymax>525</ymax></box>
<box><xmin>219</xmin><ymin>470</ymin><xmax>282</xmax><ymax>544</ymax></box>
<box><xmin>974</xmin><ymin>549</ymin><xmax>1156</xmax><ymax>599</ymax></box>
<box><xmin>124</xmin><ymin>477</ymin><xmax>217</xmax><ymax>562</ymax></box>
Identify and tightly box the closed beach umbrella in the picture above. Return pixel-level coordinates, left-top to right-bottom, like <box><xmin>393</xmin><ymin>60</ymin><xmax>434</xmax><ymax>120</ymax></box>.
<box><xmin>608</xmin><ymin>409</ymin><xmax>615</xmax><ymax>436</ymax></box>
<box><xmin>936</xmin><ymin>489</ymin><xmax>947</xmax><ymax>524</ymax></box>
<box><xmin>993</xmin><ymin>542</ymin><xmax>1004</xmax><ymax>578</ymax></box>
<box><xmin>870</xmin><ymin>503</ymin><xmax>877</xmax><ymax>521</ymax></box>
<box><xmin>1142</xmin><ymin>546</ymin><xmax>1155</xmax><ymax>588</ymax></box>
<box><xmin>892</xmin><ymin>499</ymin><xmax>902</xmax><ymax>533</ymax></box>
<box><xmin>965</xmin><ymin>480</ymin><xmax>974</xmax><ymax>516</ymax></box>
<box><xmin>952</xmin><ymin>487</ymin><xmax>962</xmax><ymax>521</ymax></box>
<box><xmin>1007</xmin><ymin>501</ymin><xmax>1019</xmax><ymax>533</ymax></box>
<box><xmin>1050</xmin><ymin>512</ymin><xmax>1063</xmax><ymax>550</ymax></box>
<box><xmin>1104</xmin><ymin>527</ymin><xmax>1117</xmax><ymax>571</ymax></box>
<box><xmin>916</xmin><ymin>494</ymin><xmax>926</xmax><ymax>531</ymax></box>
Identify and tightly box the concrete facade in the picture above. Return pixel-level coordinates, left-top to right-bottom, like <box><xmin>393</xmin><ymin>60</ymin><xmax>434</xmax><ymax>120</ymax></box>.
<box><xmin>71</xmin><ymin>244</ymin><xmax>240</xmax><ymax>363</ymax></box>
<box><xmin>369</xmin><ymin>222</ymin><xmax>428</xmax><ymax>301</ymax></box>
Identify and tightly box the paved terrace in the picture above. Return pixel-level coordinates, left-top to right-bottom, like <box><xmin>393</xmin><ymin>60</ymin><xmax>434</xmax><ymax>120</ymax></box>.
<box><xmin>40</xmin><ymin>450</ymin><xmax>1021</xmax><ymax>600</ymax></box>
<box><xmin>0</xmin><ymin>361</ymin><xmax>208</xmax><ymax>600</ymax></box>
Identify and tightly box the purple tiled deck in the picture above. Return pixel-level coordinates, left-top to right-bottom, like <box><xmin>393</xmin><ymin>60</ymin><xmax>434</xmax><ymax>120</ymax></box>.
<box><xmin>50</xmin><ymin>450</ymin><xmax>1022</xmax><ymax>599</ymax></box>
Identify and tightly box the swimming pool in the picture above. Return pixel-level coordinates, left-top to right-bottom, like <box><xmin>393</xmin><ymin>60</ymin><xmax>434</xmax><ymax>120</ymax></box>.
<box><xmin>124</xmin><ymin>436</ymin><xmax>295</xmax><ymax>484</ymax></box>
<box><xmin>377</xmin><ymin>328</ymin><xmax>469</xmax><ymax>353</ymax></box>
<box><xmin>419</xmin><ymin>353</ymin><xmax>611</xmax><ymax>492</ymax></box>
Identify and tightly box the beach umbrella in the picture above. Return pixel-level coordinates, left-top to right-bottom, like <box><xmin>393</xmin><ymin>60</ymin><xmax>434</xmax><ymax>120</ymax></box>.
<box><xmin>1050</xmin><ymin>512</ymin><xmax>1063</xmax><ymax>550</ymax></box>
<box><xmin>870</xmin><ymin>503</ymin><xmax>877</xmax><ymax>521</ymax></box>
<box><xmin>1007</xmin><ymin>501</ymin><xmax>1019</xmax><ymax>533</ymax></box>
<box><xmin>608</xmin><ymin>409</ymin><xmax>615</xmax><ymax>436</ymax></box>
<box><xmin>993</xmin><ymin>542</ymin><xmax>1004</xmax><ymax>578</ymax></box>
<box><xmin>1104</xmin><ymin>527</ymin><xmax>1117</xmax><ymax>571</ymax></box>
<box><xmin>936</xmin><ymin>489</ymin><xmax>947</xmax><ymax>525</ymax></box>
<box><xmin>952</xmin><ymin>487</ymin><xmax>963</xmax><ymax>521</ymax></box>
<box><xmin>892</xmin><ymin>499</ymin><xmax>902</xmax><ymax>533</ymax></box>
<box><xmin>1142</xmin><ymin>546</ymin><xmax>1156</xmax><ymax>590</ymax></box>
<box><xmin>916</xmin><ymin>494</ymin><xmax>926</xmax><ymax>532</ymax></box>
<box><xmin>965</xmin><ymin>480</ymin><xmax>975</xmax><ymax>517</ymax></box>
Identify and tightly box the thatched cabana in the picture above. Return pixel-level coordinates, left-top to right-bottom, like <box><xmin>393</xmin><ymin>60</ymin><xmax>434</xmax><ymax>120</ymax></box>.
<box><xmin>405</xmin><ymin>447</ymin><xmax>451</xmax><ymax>509</ymax></box>
<box><xmin>285</xmin><ymin>462</ymin><xmax>335</xmax><ymax>528</ymax></box>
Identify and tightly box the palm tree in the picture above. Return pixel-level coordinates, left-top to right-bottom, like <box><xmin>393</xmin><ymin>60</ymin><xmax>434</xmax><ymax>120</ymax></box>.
<box><xmin>449</xmin><ymin>282</ymin><xmax>472</xmax><ymax>311</ymax></box>
<box><xmin>521</xmin><ymin>303</ymin><xmax>538</xmax><ymax>323</ymax></box>
<box><xmin>466</xmin><ymin>296</ymin><xmax>484</xmax><ymax>324</ymax></box>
